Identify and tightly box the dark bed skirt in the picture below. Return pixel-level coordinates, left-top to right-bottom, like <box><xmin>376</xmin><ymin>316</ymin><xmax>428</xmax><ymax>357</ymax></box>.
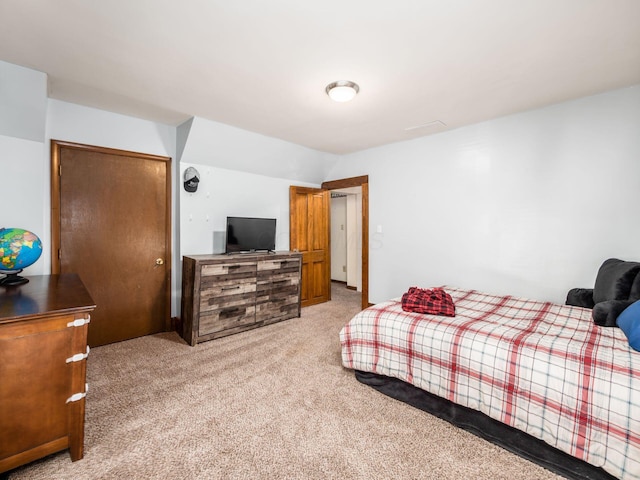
<box><xmin>354</xmin><ymin>370</ymin><xmax>617</xmax><ymax>480</ymax></box>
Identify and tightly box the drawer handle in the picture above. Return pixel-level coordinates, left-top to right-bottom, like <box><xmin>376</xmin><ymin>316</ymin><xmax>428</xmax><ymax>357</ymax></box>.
<box><xmin>222</xmin><ymin>285</ymin><xmax>241</xmax><ymax>291</ymax></box>
<box><xmin>220</xmin><ymin>307</ymin><xmax>244</xmax><ymax>318</ymax></box>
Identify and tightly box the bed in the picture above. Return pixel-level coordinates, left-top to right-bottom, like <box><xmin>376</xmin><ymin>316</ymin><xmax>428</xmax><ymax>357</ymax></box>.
<box><xmin>339</xmin><ymin>287</ymin><xmax>640</xmax><ymax>480</ymax></box>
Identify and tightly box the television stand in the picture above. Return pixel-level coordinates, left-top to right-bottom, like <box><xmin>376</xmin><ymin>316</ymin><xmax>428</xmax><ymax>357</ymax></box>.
<box><xmin>180</xmin><ymin>251</ymin><xmax>302</xmax><ymax>346</ymax></box>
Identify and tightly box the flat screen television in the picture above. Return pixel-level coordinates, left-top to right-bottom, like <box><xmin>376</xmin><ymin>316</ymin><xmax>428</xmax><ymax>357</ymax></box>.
<box><xmin>225</xmin><ymin>216</ymin><xmax>276</xmax><ymax>253</ymax></box>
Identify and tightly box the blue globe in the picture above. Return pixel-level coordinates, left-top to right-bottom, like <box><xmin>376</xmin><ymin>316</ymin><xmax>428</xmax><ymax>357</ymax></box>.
<box><xmin>0</xmin><ymin>228</ymin><xmax>43</xmax><ymax>273</ymax></box>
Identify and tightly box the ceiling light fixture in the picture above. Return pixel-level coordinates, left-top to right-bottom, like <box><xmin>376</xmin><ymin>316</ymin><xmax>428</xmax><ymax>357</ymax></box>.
<box><xmin>326</xmin><ymin>80</ymin><xmax>359</xmax><ymax>102</ymax></box>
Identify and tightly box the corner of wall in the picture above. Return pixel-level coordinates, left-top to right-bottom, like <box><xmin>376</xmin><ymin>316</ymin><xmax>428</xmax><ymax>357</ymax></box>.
<box><xmin>176</xmin><ymin>117</ymin><xmax>194</xmax><ymax>162</ymax></box>
<box><xmin>0</xmin><ymin>61</ymin><xmax>47</xmax><ymax>142</ymax></box>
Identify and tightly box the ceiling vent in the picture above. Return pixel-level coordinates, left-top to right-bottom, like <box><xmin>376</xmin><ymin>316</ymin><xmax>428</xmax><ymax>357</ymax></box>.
<box><xmin>404</xmin><ymin>120</ymin><xmax>447</xmax><ymax>132</ymax></box>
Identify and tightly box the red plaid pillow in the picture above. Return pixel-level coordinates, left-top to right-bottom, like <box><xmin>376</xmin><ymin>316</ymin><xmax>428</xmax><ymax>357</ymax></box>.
<box><xmin>401</xmin><ymin>287</ymin><xmax>456</xmax><ymax>317</ymax></box>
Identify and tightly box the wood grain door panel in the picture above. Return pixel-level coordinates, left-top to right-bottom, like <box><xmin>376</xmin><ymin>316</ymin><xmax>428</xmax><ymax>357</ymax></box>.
<box><xmin>290</xmin><ymin>186</ymin><xmax>330</xmax><ymax>307</ymax></box>
<box><xmin>52</xmin><ymin>141</ymin><xmax>171</xmax><ymax>347</ymax></box>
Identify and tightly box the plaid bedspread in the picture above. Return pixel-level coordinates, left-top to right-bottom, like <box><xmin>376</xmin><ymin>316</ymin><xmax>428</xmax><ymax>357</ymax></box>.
<box><xmin>340</xmin><ymin>287</ymin><xmax>640</xmax><ymax>480</ymax></box>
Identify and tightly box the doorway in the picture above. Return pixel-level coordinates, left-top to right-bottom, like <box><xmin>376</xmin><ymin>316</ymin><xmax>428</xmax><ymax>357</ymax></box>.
<box><xmin>51</xmin><ymin>140</ymin><xmax>172</xmax><ymax>347</ymax></box>
<box><xmin>330</xmin><ymin>188</ymin><xmax>362</xmax><ymax>291</ymax></box>
<box><xmin>321</xmin><ymin>175</ymin><xmax>369</xmax><ymax>309</ymax></box>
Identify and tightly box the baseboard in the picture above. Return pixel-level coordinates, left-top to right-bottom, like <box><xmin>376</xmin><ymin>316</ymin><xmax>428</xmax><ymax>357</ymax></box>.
<box><xmin>331</xmin><ymin>280</ymin><xmax>357</xmax><ymax>291</ymax></box>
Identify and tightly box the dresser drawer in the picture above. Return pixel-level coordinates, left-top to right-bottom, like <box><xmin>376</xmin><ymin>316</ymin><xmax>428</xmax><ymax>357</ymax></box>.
<box><xmin>256</xmin><ymin>294</ymin><xmax>300</xmax><ymax>324</ymax></box>
<box><xmin>199</xmin><ymin>279</ymin><xmax>256</xmax><ymax>313</ymax></box>
<box><xmin>257</xmin><ymin>268</ymin><xmax>299</xmax><ymax>298</ymax></box>
<box><xmin>257</xmin><ymin>270</ymin><xmax>299</xmax><ymax>287</ymax></box>
<box><xmin>199</xmin><ymin>285</ymin><xmax>256</xmax><ymax>313</ymax></box>
<box><xmin>257</xmin><ymin>258</ymin><xmax>300</xmax><ymax>275</ymax></box>
<box><xmin>255</xmin><ymin>256</ymin><xmax>300</xmax><ymax>324</ymax></box>
<box><xmin>201</xmin><ymin>262</ymin><xmax>257</xmax><ymax>287</ymax></box>
<box><xmin>199</xmin><ymin>305</ymin><xmax>256</xmax><ymax>336</ymax></box>
<box><xmin>201</xmin><ymin>261</ymin><xmax>256</xmax><ymax>277</ymax></box>
<box><xmin>256</xmin><ymin>276</ymin><xmax>300</xmax><ymax>323</ymax></box>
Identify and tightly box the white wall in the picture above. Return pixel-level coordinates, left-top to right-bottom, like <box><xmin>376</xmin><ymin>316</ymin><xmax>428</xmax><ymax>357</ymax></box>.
<box><xmin>0</xmin><ymin>60</ymin><xmax>47</xmax><ymax>142</ymax></box>
<box><xmin>177</xmin><ymin>116</ymin><xmax>330</xmax><ymax>287</ymax></box>
<box><xmin>0</xmin><ymin>62</ymin><xmax>48</xmax><ymax>277</ymax></box>
<box><xmin>179</xmin><ymin>163</ymin><xmax>317</xmax><ymax>256</ymax></box>
<box><xmin>327</xmin><ymin>85</ymin><xmax>640</xmax><ymax>304</ymax></box>
<box><xmin>179</xmin><ymin>116</ymin><xmax>337</xmax><ymax>184</ymax></box>
<box><xmin>331</xmin><ymin>196</ymin><xmax>347</xmax><ymax>282</ymax></box>
<box><xmin>1</xmin><ymin>135</ymin><xmax>46</xmax><ymax>276</ymax></box>
<box><xmin>5</xmin><ymin>58</ymin><xmax>639</xmax><ymax>314</ymax></box>
<box><xmin>46</xmin><ymin>100</ymin><xmax>176</xmax><ymax>156</ymax></box>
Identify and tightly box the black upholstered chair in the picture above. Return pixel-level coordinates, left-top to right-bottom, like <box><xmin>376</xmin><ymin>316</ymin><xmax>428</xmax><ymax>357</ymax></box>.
<box><xmin>566</xmin><ymin>258</ymin><xmax>640</xmax><ymax>327</ymax></box>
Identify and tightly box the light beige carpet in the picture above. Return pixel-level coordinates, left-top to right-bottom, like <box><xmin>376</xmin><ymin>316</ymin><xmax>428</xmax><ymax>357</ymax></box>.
<box><xmin>7</xmin><ymin>284</ymin><xmax>562</xmax><ymax>480</ymax></box>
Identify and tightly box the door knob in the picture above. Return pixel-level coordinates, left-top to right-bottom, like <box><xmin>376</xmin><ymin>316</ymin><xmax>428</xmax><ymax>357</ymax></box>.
<box><xmin>156</xmin><ymin>258</ymin><xmax>164</xmax><ymax>265</ymax></box>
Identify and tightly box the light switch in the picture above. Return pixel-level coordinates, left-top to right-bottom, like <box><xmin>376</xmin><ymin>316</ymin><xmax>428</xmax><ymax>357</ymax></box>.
<box><xmin>376</xmin><ymin>225</ymin><xmax>383</xmax><ymax>233</ymax></box>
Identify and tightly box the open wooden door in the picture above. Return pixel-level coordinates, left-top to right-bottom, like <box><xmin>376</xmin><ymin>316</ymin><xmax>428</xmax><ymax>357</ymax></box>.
<box><xmin>289</xmin><ymin>186</ymin><xmax>331</xmax><ymax>307</ymax></box>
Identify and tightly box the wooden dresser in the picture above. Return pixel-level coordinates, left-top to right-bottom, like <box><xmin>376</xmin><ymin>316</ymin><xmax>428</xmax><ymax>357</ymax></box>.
<box><xmin>181</xmin><ymin>252</ymin><xmax>302</xmax><ymax>346</ymax></box>
<box><xmin>0</xmin><ymin>274</ymin><xmax>95</xmax><ymax>473</ymax></box>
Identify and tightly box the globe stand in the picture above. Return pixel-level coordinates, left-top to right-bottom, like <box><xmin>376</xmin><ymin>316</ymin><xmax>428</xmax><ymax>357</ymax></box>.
<box><xmin>0</xmin><ymin>269</ymin><xmax>29</xmax><ymax>287</ymax></box>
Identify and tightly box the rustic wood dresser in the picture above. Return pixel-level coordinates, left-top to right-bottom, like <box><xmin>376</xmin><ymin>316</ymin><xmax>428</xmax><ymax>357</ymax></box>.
<box><xmin>180</xmin><ymin>252</ymin><xmax>302</xmax><ymax>346</ymax></box>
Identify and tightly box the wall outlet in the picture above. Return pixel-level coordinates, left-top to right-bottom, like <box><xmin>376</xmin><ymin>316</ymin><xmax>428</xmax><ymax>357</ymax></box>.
<box><xmin>342</xmin><ymin>266</ymin><xmax>346</xmax><ymax>272</ymax></box>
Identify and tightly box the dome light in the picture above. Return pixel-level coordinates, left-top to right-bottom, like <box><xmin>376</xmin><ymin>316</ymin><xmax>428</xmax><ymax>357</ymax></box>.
<box><xmin>326</xmin><ymin>80</ymin><xmax>359</xmax><ymax>102</ymax></box>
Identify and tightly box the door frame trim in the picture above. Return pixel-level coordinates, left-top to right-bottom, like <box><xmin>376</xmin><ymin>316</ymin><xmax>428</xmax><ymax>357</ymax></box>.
<box><xmin>50</xmin><ymin>139</ymin><xmax>173</xmax><ymax>329</ymax></box>
<box><xmin>321</xmin><ymin>175</ymin><xmax>369</xmax><ymax>309</ymax></box>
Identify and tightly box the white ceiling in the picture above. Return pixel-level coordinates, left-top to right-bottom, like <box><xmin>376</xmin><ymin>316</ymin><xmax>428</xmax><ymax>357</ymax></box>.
<box><xmin>1</xmin><ymin>0</ymin><xmax>639</xmax><ymax>155</ymax></box>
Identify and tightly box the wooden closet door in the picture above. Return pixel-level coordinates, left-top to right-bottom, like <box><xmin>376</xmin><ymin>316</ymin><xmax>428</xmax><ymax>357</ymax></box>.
<box><xmin>52</xmin><ymin>141</ymin><xmax>171</xmax><ymax>347</ymax></box>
